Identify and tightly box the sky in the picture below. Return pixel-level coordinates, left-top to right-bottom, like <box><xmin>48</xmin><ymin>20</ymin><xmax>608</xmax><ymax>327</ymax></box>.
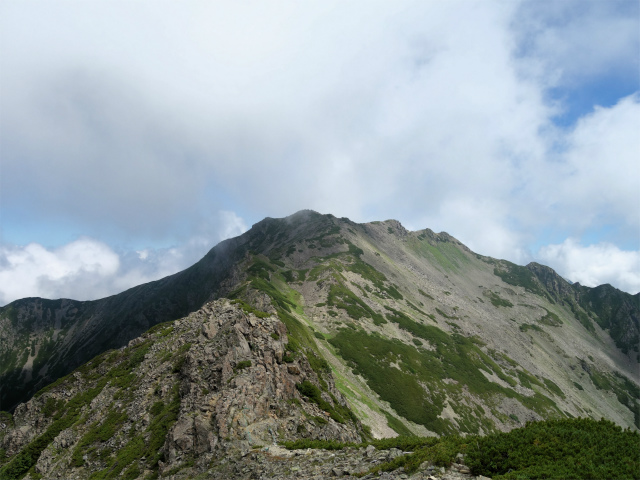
<box><xmin>0</xmin><ymin>0</ymin><xmax>638</xmax><ymax>305</ymax></box>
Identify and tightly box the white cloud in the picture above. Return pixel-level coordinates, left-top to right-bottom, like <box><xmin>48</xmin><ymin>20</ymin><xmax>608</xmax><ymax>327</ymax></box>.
<box><xmin>0</xmin><ymin>239</ymin><xmax>120</xmax><ymax>305</ymax></box>
<box><xmin>217</xmin><ymin>211</ymin><xmax>249</xmax><ymax>243</ymax></box>
<box><xmin>514</xmin><ymin>0</ymin><xmax>639</xmax><ymax>87</ymax></box>
<box><xmin>516</xmin><ymin>94</ymin><xmax>640</xmax><ymax>241</ymax></box>
<box><xmin>561</xmin><ymin>95</ymin><xmax>640</xmax><ymax>231</ymax></box>
<box><xmin>0</xmin><ymin>1</ymin><xmax>550</xmax><ymax>234</ymax></box>
<box><xmin>537</xmin><ymin>239</ymin><xmax>640</xmax><ymax>294</ymax></box>
<box><xmin>0</xmin><ymin>211</ymin><xmax>248</xmax><ymax>306</ymax></box>
<box><xmin>0</xmin><ymin>1</ymin><xmax>637</xmax><ymax>295</ymax></box>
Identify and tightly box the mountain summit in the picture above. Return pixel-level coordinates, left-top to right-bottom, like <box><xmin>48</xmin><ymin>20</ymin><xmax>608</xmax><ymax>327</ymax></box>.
<box><xmin>1</xmin><ymin>211</ymin><xmax>638</xmax><ymax>442</ymax></box>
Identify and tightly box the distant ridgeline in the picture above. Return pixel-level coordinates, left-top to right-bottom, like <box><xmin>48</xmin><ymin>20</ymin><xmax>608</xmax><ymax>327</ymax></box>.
<box><xmin>1</xmin><ymin>210</ymin><xmax>638</xmax><ymax>445</ymax></box>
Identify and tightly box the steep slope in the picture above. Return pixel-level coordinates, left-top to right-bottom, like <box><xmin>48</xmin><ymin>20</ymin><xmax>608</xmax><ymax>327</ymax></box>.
<box><xmin>0</xmin><ymin>235</ymin><xmax>248</xmax><ymax>412</ymax></box>
<box><xmin>1</xmin><ymin>210</ymin><xmax>638</xmax><ymax>439</ymax></box>
<box><xmin>0</xmin><ymin>300</ymin><xmax>363</xmax><ymax>479</ymax></box>
<box><xmin>219</xmin><ymin>212</ymin><xmax>639</xmax><ymax>436</ymax></box>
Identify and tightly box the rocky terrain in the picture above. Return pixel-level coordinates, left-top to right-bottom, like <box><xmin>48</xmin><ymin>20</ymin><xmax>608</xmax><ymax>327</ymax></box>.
<box><xmin>200</xmin><ymin>444</ymin><xmax>490</xmax><ymax>480</ymax></box>
<box><xmin>0</xmin><ymin>300</ymin><xmax>365</xmax><ymax>479</ymax></box>
<box><xmin>0</xmin><ymin>299</ymin><xmax>500</xmax><ymax>480</ymax></box>
<box><xmin>0</xmin><ymin>236</ymin><xmax>245</xmax><ymax>413</ymax></box>
<box><xmin>0</xmin><ymin>210</ymin><xmax>638</xmax><ymax>479</ymax></box>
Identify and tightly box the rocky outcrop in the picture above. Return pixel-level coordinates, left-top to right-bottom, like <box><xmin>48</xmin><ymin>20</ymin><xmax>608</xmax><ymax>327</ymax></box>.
<box><xmin>0</xmin><ymin>300</ymin><xmax>363</xmax><ymax>479</ymax></box>
<box><xmin>526</xmin><ymin>262</ymin><xmax>575</xmax><ymax>303</ymax></box>
<box><xmin>200</xmin><ymin>444</ymin><xmax>492</xmax><ymax>480</ymax></box>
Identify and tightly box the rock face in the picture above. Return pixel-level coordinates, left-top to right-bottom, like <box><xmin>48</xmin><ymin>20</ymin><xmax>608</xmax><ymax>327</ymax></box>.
<box><xmin>0</xmin><ymin>300</ymin><xmax>363</xmax><ymax>479</ymax></box>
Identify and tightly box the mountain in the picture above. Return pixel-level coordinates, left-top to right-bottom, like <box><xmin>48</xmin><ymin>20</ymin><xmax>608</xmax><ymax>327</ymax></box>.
<box><xmin>2</xmin><ymin>303</ymin><xmax>635</xmax><ymax>480</ymax></box>
<box><xmin>1</xmin><ymin>210</ymin><xmax>638</xmax><ymax>441</ymax></box>
<box><xmin>0</xmin><ymin>300</ymin><xmax>364</xmax><ymax>479</ymax></box>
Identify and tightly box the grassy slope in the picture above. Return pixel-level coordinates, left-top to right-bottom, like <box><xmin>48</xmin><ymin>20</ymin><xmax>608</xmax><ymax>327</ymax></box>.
<box><xmin>230</xmin><ymin>214</ymin><xmax>639</xmax><ymax>436</ymax></box>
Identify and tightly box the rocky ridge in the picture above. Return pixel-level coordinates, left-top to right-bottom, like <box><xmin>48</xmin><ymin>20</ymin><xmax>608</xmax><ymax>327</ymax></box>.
<box><xmin>203</xmin><ymin>444</ymin><xmax>492</xmax><ymax>480</ymax></box>
<box><xmin>0</xmin><ymin>300</ymin><xmax>363</xmax><ymax>479</ymax></box>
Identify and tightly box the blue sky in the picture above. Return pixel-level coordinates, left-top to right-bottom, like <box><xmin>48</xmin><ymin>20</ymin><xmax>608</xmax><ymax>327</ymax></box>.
<box><xmin>0</xmin><ymin>0</ymin><xmax>638</xmax><ymax>305</ymax></box>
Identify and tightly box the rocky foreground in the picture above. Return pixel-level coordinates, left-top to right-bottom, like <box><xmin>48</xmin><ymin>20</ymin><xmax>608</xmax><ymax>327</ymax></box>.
<box><xmin>0</xmin><ymin>300</ymin><xmax>364</xmax><ymax>479</ymax></box>
<box><xmin>213</xmin><ymin>444</ymin><xmax>492</xmax><ymax>480</ymax></box>
<box><xmin>0</xmin><ymin>298</ymin><xmax>496</xmax><ymax>480</ymax></box>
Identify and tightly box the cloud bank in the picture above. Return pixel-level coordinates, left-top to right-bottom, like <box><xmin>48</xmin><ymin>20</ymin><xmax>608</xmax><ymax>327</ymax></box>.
<box><xmin>0</xmin><ymin>211</ymin><xmax>248</xmax><ymax>305</ymax></box>
<box><xmin>0</xmin><ymin>0</ymin><xmax>638</xmax><ymax>302</ymax></box>
<box><xmin>538</xmin><ymin>239</ymin><xmax>640</xmax><ymax>294</ymax></box>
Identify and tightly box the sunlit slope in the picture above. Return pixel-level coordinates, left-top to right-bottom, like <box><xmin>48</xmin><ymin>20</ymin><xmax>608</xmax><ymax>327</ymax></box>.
<box><xmin>224</xmin><ymin>211</ymin><xmax>639</xmax><ymax>436</ymax></box>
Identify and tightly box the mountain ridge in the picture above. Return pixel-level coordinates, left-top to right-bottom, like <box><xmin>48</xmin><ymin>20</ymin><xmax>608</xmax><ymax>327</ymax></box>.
<box><xmin>1</xmin><ymin>210</ymin><xmax>638</xmax><ymax>438</ymax></box>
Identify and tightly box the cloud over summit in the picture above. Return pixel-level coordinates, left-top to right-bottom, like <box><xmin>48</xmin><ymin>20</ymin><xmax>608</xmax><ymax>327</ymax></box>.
<box><xmin>0</xmin><ymin>0</ymin><xmax>638</xmax><ymax>302</ymax></box>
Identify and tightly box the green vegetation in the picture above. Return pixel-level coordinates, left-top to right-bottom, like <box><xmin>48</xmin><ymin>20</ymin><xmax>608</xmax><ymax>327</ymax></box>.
<box><xmin>88</xmin><ymin>436</ymin><xmax>145</xmax><ymax>480</ymax></box>
<box><xmin>145</xmin><ymin>384</ymin><xmax>180</xmax><ymax>468</ymax></box>
<box><xmin>493</xmin><ymin>262</ymin><xmax>554</xmax><ymax>304</ymax></box>
<box><xmin>282</xmin><ymin>434</ymin><xmax>440</xmax><ymax>453</ymax></box>
<box><xmin>329</xmin><ymin>325</ymin><xmax>557</xmax><ymax>435</ymax></box>
<box><xmin>0</xmin><ymin>411</ymin><xmax>13</xmax><ymax>428</ymax></box>
<box><xmin>246</xmin><ymin>256</ymin><xmax>275</xmax><ymax>280</ymax></box>
<box><xmin>327</xmin><ymin>283</ymin><xmax>386</xmax><ymax>325</ymax></box>
<box><xmin>517</xmin><ymin>370</ymin><xmax>544</xmax><ymax>390</ymax></box>
<box><xmin>72</xmin><ymin>382</ymin><xmax>181</xmax><ymax>479</ymax></box>
<box><xmin>543</xmin><ymin>378</ymin><xmax>565</xmax><ymax>399</ymax></box>
<box><xmin>282</xmin><ymin>418</ymin><xmax>639</xmax><ymax>480</ymax></box>
<box><xmin>41</xmin><ymin>397</ymin><xmax>64</xmax><ymax>418</ymax></box>
<box><xmin>0</xmin><ymin>384</ymin><xmax>106</xmax><ymax>479</ymax></box>
<box><xmin>519</xmin><ymin>323</ymin><xmax>543</xmax><ymax>333</ymax></box>
<box><xmin>411</xmin><ymin>236</ymin><xmax>470</xmax><ymax>272</ymax></box>
<box><xmin>234</xmin><ymin>266</ymin><xmax>364</xmax><ymax>430</ymax></box>
<box><xmin>71</xmin><ymin>409</ymin><xmax>128</xmax><ymax>466</ymax></box>
<box><xmin>435</xmin><ymin>308</ymin><xmax>456</xmax><ymax>319</ymax></box>
<box><xmin>0</xmin><ymin>340</ymin><xmax>152</xmax><ymax>480</ymax></box>
<box><xmin>539</xmin><ymin>307</ymin><xmax>562</xmax><ymax>326</ymax></box>
<box><xmin>171</xmin><ymin>342</ymin><xmax>192</xmax><ymax>374</ymax></box>
<box><xmin>231</xmin><ymin>299</ymin><xmax>270</xmax><ymax>318</ymax></box>
<box><xmin>339</xmin><ymin>244</ymin><xmax>403</xmax><ymax>300</ymax></box>
<box><xmin>281</xmin><ymin>270</ymin><xmax>295</xmax><ymax>282</ymax></box>
<box><xmin>383</xmin><ymin>411</ymin><xmax>414</xmax><ymax>436</ymax></box>
<box><xmin>569</xmin><ymin>302</ymin><xmax>595</xmax><ymax>332</ymax></box>
<box><xmin>587</xmin><ymin>369</ymin><xmax>640</xmax><ymax>428</ymax></box>
<box><xmin>418</xmin><ymin>289</ymin><xmax>434</xmax><ymax>300</ymax></box>
<box><xmin>405</xmin><ymin>301</ymin><xmax>427</xmax><ymax>316</ymax></box>
<box><xmin>296</xmin><ymin>381</ymin><xmax>355</xmax><ymax>424</ymax></box>
<box><xmin>575</xmin><ymin>284</ymin><xmax>639</xmax><ymax>353</ymax></box>
<box><xmin>234</xmin><ymin>360</ymin><xmax>252</xmax><ymax>371</ymax></box>
<box><xmin>467</xmin><ymin>418</ymin><xmax>640</xmax><ymax>479</ymax></box>
<box><xmin>486</xmin><ymin>291</ymin><xmax>514</xmax><ymax>308</ymax></box>
<box><xmin>248</xmin><ymin>276</ymin><xmax>297</xmax><ymax>313</ymax></box>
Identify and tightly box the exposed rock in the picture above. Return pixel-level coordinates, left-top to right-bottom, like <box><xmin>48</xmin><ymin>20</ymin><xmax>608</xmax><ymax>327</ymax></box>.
<box><xmin>0</xmin><ymin>300</ymin><xmax>363</xmax><ymax>479</ymax></box>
